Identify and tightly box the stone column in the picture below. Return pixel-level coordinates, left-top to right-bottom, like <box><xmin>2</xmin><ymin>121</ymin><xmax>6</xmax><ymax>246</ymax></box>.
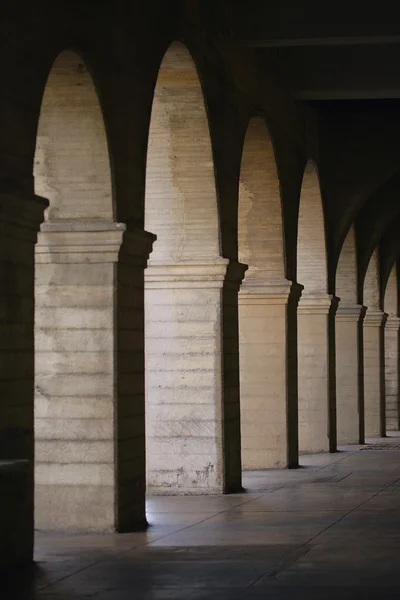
<box><xmin>298</xmin><ymin>295</ymin><xmax>337</xmax><ymax>454</ymax></box>
<box><xmin>336</xmin><ymin>304</ymin><xmax>364</xmax><ymax>444</ymax></box>
<box><xmin>35</xmin><ymin>222</ymin><xmax>154</xmax><ymax>532</ymax></box>
<box><xmin>0</xmin><ymin>192</ymin><xmax>47</xmax><ymax>565</ymax></box>
<box><xmin>384</xmin><ymin>316</ymin><xmax>400</xmax><ymax>431</ymax></box>
<box><xmin>239</xmin><ymin>281</ymin><xmax>302</xmax><ymax>470</ymax></box>
<box><xmin>145</xmin><ymin>259</ymin><xmax>246</xmax><ymax>494</ymax></box>
<box><xmin>363</xmin><ymin>309</ymin><xmax>388</xmax><ymax>437</ymax></box>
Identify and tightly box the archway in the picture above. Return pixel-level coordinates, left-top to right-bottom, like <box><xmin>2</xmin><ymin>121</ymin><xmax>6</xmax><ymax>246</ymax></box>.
<box><xmin>335</xmin><ymin>225</ymin><xmax>363</xmax><ymax>444</ymax></box>
<box><xmin>34</xmin><ymin>50</ymin><xmax>131</xmax><ymax>531</ymax></box>
<box><xmin>384</xmin><ymin>264</ymin><xmax>399</xmax><ymax>431</ymax></box>
<box><xmin>238</xmin><ymin>116</ymin><xmax>298</xmax><ymax>469</ymax></box>
<box><xmin>363</xmin><ymin>249</ymin><xmax>386</xmax><ymax>437</ymax></box>
<box><xmin>296</xmin><ymin>161</ymin><xmax>331</xmax><ymax>454</ymax></box>
<box><xmin>144</xmin><ymin>42</ymin><xmax>243</xmax><ymax>494</ymax></box>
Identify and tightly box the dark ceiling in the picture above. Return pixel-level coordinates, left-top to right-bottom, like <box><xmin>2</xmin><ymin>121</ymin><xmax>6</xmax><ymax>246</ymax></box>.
<box><xmin>229</xmin><ymin>0</ymin><xmax>400</xmax><ymax>99</ymax></box>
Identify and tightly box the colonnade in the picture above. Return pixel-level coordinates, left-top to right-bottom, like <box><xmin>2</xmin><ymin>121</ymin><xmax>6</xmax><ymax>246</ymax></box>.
<box><xmin>1</xmin><ymin>43</ymin><xmax>397</xmax><ymax>534</ymax></box>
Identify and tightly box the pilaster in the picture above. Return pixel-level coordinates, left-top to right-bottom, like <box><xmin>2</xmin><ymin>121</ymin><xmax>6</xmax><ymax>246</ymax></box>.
<box><xmin>336</xmin><ymin>304</ymin><xmax>364</xmax><ymax>444</ymax></box>
<box><xmin>363</xmin><ymin>309</ymin><xmax>387</xmax><ymax>437</ymax></box>
<box><xmin>0</xmin><ymin>193</ymin><xmax>47</xmax><ymax>567</ymax></box>
<box><xmin>384</xmin><ymin>316</ymin><xmax>400</xmax><ymax>431</ymax></box>
<box><xmin>297</xmin><ymin>294</ymin><xmax>336</xmax><ymax>454</ymax></box>
<box><xmin>239</xmin><ymin>280</ymin><xmax>302</xmax><ymax>469</ymax></box>
<box><xmin>145</xmin><ymin>258</ymin><xmax>246</xmax><ymax>494</ymax></box>
<box><xmin>35</xmin><ymin>221</ymin><xmax>155</xmax><ymax>532</ymax></box>
<box><xmin>0</xmin><ymin>193</ymin><xmax>47</xmax><ymax>460</ymax></box>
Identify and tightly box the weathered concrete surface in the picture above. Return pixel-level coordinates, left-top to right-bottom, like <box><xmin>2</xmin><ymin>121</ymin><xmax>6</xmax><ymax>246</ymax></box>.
<box><xmin>239</xmin><ymin>282</ymin><xmax>300</xmax><ymax>469</ymax></box>
<box><xmin>363</xmin><ymin>250</ymin><xmax>386</xmax><ymax>438</ymax></box>
<box><xmin>336</xmin><ymin>305</ymin><xmax>363</xmax><ymax>444</ymax></box>
<box><xmin>335</xmin><ymin>228</ymin><xmax>362</xmax><ymax>445</ymax></box>
<box><xmin>298</xmin><ymin>296</ymin><xmax>332</xmax><ymax>454</ymax></box>
<box><xmin>297</xmin><ymin>163</ymin><xmax>333</xmax><ymax>455</ymax></box>
<box><xmin>384</xmin><ymin>316</ymin><xmax>400</xmax><ymax>431</ymax></box>
<box><xmin>35</xmin><ymin>223</ymin><xmax>154</xmax><ymax>531</ymax></box>
<box><xmin>384</xmin><ymin>266</ymin><xmax>399</xmax><ymax>431</ymax></box>
<box><xmin>34</xmin><ymin>51</ymin><xmax>113</xmax><ymax>223</ymax></box>
<box><xmin>144</xmin><ymin>43</ymin><xmax>245</xmax><ymax>494</ymax></box>
<box><xmin>238</xmin><ymin>118</ymin><xmax>299</xmax><ymax>470</ymax></box>
<box><xmin>363</xmin><ymin>310</ymin><xmax>387</xmax><ymax>437</ymax></box>
<box><xmin>145</xmin><ymin>261</ymin><xmax>245</xmax><ymax>494</ymax></box>
<box><xmin>35</xmin><ymin>223</ymin><xmax>122</xmax><ymax>531</ymax></box>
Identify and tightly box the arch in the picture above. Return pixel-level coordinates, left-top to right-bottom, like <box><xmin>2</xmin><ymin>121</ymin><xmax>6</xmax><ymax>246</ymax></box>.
<box><xmin>335</xmin><ymin>225</ymin><xmax>362</xmax><ymax>445</ymax></box>
<box><xmin>384</xmin><ymin>264</ymin><xmax>397</xmax><ymax>316</ymax></box>
<box><xmin>336</xmin><ymin>225</ymin><xmax>358</xmax><ymax>304</ymax></box>
<box><xmin>145</xmin><ymin>41</ymin><xmax>220</xmax><ymax>262</ymax></box>
<box><xmin>364</xmin><ymin>249</ymin><xmax>380</xmax><ymax>309</ymax></box>
<box><xmin>297</xmin><ymin>161</ymin><xmax>330</xmax><ymax>454</ymax></box>
<box><xmin>34</xmin><ymin>49</ymin><xmax>113</xmax><ymax>221</ymax></box>
<box><xmin>238</xmin><ymin>116</ymin><xmax>285</xmax><ymax>282</ymax></box>
<box><xmin>238</xmin><ymin>117</ymin><xmax>293</xmax><ymax>470</ymax></box>
<box><xmin>144</xmin><ymin>42</ymin><xmax>237</xmax><ymax>494</ymax></box>
<box><xmin>33</xmin><ymin>50</ymin><xmax>125</xmax><ymax>530</ymax></box>
<box><xmin>363</xmin><ymin>248</ymin><xmax>385</xmax><ymax>438</ymax></box>
<box><xmin>297</xmin><ymin>161</ymin><xmax>328</xmax><ymax>295</ymax></box>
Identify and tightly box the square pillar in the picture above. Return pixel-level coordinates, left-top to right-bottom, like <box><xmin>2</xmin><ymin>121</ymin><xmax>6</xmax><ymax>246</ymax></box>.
<box><xmin>384</xmin><ymin>316</ymin><xmax>400</xmax><ymax>431</ymax></box>
<box><xmin>239</xmin><ymin>281</ymin><xmax>302</xmax><ymax>469</ymax></box>
<box><xmin>363</xmin><ymin>309</ymin><xmax>387</xmax><ymax>437</ymax></box>
<box><xmin>0</xmin><ymin>193</ymin><xmax>47</xmax><ymax>565</ymax></box>
<box><xmin>35</xmin><ymin>222</ymin><xmax>154</xmax><ymax>532</ymax></box>
<box><xmin>145</xmin><ymin>260</ymin><xmax>246</xmax><ymax>494</ymax></box>
<box><xmin>336</xmin><ymin>305</ymin><xmax>364</xmax><ymax>445</ymax></box>
<box><xmin>298</xmin><ymin>295</ymin><xmax>337</xmax><ymax>454</ymax></box>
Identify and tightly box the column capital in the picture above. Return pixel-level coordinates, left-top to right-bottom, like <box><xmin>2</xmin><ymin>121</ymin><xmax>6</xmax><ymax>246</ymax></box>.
<box><xmin>36</xmin><ymin>221</ymin><xmax>155</xmax><ymax>265</ymax></box>
<box><xmin>385</xmin><ymin>315</ymin><xmax>400</xmax><ymax>330</ymax></box>
<box><xmin>225</xmin><ymin>261</ymin><xmax>248</xmax><ymax>291</ymax></box>
<box><xmin>364</xmin><ymin>309</ymin><xmax>388</xmax><ymax>327</ymax></box>
<box><xmin>239</xmin><ymin>280</ymin><xmax>303</xmax><ymax>306</ymax></box>
<box><xmin>298</xmin><ymin>293</ymin><xmax>337</xmax><ymax>315</ymax></box>
<box><xmin>336</xmin><ymin>303</ymin><xmax>365</xmax><ymax>322</ymax></box>
<box><xmin>145</xmin><ymin>258</ymin><xmax>246</xmax><ymax>290</ymax></box>
<box><xmin>120</xmin><ymin>229</ymin><xmax>156</xmax><ymax>266</ymax></box>
<box><xmin>0</xmin><ymin>193</ymin><xmax>48</xmax><ymax>241</ymax></box>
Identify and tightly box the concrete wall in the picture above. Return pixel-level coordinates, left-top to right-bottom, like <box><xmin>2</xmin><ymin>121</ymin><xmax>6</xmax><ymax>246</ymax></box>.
<box><xmin>384</xmin><ymin>265</ymin><xmax>399</xmax><ymax>430</ymax></box>
<box><xmin>363</xmin><ymin>250</ymin><xmax>386</xmax><ymax>437</ymax></box>
<box><xmin>34</xmin><ymin>51</ymin><xmax>113</xmax><ymax>222</ymax></box>
<box><xmin>144</xmin><ymin>43</ymin><xmax>244</xmax><ymax>494</ymax></box>
<box><xmin>33</xmin><ymin>51</ymin><xmax>153</xmax><ymax>531</ymax></box>
<box><xmin>336</xmin><ymin>227</ymin><xmax>362</xmax><ymax>444</ymax></box>
<box><xmin>297</xmin><ymin>162</ymin><xmax>332</xmax><ymax>453</ymax></box>
<box><xmin>238</xmin><ymin>118</ymin><xmax>299</xmax><ymax>469</ymax></box>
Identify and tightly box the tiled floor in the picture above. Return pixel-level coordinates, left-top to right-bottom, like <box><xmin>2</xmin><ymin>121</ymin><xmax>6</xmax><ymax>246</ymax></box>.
<box><xmin>6</xmin><ymin>434</ymin><xmax>400</xmax><ymax>599</ymax></box>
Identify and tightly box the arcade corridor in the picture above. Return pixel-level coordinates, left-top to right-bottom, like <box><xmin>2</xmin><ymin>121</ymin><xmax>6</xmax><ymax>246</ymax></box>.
<box><xmin>2</xmin><ymin>0</ymin><xmax>400</xmax><ymax>597</ymax></box>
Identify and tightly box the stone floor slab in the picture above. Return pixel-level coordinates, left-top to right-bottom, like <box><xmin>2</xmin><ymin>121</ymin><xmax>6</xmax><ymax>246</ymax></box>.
<box><xmin>5</xmin><ymin>439</ymin><xmax>400</xmax><ymax>598</ymax></box>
